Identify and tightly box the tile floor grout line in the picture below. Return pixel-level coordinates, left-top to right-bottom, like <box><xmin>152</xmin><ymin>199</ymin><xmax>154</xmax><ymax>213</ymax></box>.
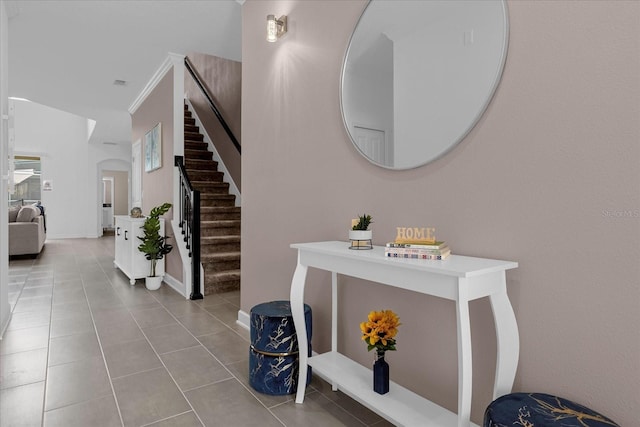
<box><xmin>83</xmin><ymin>254</ymin><xmax>126</xmax><ymax>427</ymax></box>
<box><xmin>146</xmin><ymin>292</ymin><xmax>288</xmax><ymax>426</ymax></box>
<box><xmin>128</xmin><ymin>301</ymin><xmax>208</xmax><ymax>427</ymax></box>
<box><xmin>7</xmin><ymin>239</ymin><xmax>388</xmax><ymax>427</ymax></box>
<box><xmin>109</xmin><ymin>365</ymin><xmax>167</xmax><ymax>382</ymax></box>
<box><xmin>138</xmin><ymin>410</ymin><xmax>195</xmax><ymax>427</ymax></box>
<box><xmin>153</xmin><ymin>343</ymin><xmax>202</xmax><ymax>357</ymax></box>
<box><xmin>38</xmin><ymin>265</ymin><xmax>54</xmax><ymax>427</ymax></box>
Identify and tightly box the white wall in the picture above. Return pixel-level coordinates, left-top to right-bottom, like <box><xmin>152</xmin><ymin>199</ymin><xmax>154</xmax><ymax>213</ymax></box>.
<box><xmin>1</xmin><ymin>0</ymin><xmax>11</xmax><ymax>337</ymax></box>
<box><xmin>12</xmin><ymin>100</ymin><xmax>131</xmax><ymax>239</ymax></box>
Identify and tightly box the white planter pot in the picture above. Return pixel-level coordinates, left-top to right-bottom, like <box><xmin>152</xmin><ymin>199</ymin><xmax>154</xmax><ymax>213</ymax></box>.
<box><xmin>349</xmin><ymin>230</ymin><xmax>372</xmax><ymax>241</ymax></box>
<box><xmin>145</xmin><ymin>276</ymin><xmax>163</xmax><ymax>291</ymax></box>
<box><xmin>349</xmin><ymin>230</ymin><xmax>373</xmax><ymax>250</ymax></box>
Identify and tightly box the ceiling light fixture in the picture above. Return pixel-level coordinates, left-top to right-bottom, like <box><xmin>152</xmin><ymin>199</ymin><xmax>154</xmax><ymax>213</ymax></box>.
<box><xmin>266</xmin><ymin>14</ymin><xmax>287</xmax><ymax>42</ymax></box>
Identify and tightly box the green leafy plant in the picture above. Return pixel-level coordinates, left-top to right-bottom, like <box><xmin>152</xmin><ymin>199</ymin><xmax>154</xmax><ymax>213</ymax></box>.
<box><xmin>137</xmin><ymin>203</ymin><xmax>173</xmax><ymax>277</ymax></box>
<box><xmin>352</xmin><ymin>214</ymin><xmax>373</xmax><ymax>231</ymax></box>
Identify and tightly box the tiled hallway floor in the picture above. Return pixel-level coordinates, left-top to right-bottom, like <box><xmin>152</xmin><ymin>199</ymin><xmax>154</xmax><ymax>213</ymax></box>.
<box><xmin>1</xmin><ymin>237</ymin><xmax>392</xmax><ymax>427</ymax></box>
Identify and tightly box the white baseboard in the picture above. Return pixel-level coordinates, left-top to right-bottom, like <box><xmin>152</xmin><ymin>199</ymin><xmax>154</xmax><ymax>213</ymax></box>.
<box><xmin>163</xmin><ymin>273</ymin><xmax>187</xmax><ymax>299</ymax></box>
<box><xmin>236</xmin><ymin>309</ymin><xmax>249</xmax><ymax>330</ymax></box>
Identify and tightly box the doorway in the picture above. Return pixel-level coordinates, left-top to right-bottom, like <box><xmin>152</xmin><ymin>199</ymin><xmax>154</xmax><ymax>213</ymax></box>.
<box><xmin>101</xmin><ymin>170</ymin><xmax>129</xmax><ymax>233</ymax></box>
<box><xmin>102</xmin><ymin>177</ymin><xmax>114</xmax><ymax>229</ymax></box>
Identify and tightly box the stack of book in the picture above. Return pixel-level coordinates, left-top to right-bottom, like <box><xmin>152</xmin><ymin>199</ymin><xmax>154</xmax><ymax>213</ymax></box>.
<box><xmin>384</xmin><ymin>241</ymin><xmax>451</xmax><ymax>260</ymax></box>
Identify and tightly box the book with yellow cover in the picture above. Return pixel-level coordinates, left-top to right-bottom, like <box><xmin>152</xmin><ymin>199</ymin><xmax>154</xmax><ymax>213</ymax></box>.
<box><xmin>386</xmin><ymin>241</ymin><xmax>447</xmax><ymax>250</ymax></box>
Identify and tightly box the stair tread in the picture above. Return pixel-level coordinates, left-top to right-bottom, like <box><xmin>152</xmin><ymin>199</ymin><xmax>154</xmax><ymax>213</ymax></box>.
<box><xmin>185</xmin><ymin>165</ymin><xmax>217</xmax><ymax>169</ymax></box>
<box><xmin>187</xmin><ymin>169</ymin><xmax>222</xmax><ymax>176</ymax></box>
<box><xmin>201</xmin><ymin>235</ymin><xmax>241</xmax><ymax>242</ymax></box>
<box><xmin>201</xmin><ymin>220</ymin><xmax>240</xmax><ymax>225</ymax></box>
<box><xmin>206</xmin><ymin>269</ymin><xmax>241</xmax><ymax>277</ymax></box>
<box><xmin>200</xmin><ymin>194</ymin><xmax>235</xmax><ymax>199</ymax></box>
<box><xmin>200</xmin><ymin>206</ymin><xmax>240</xmax><ymax>212</ymax></box>
<box><xmin>201</xmin><ymin>251</ymin><xmax>240</xmax><ymax>259</ymax></box>
<box><xmin>185</xmin><ymin>158</ymin><xmax>217</xmax><ymax>164</ymax></box>
<box><xmin>192</xmin><ymin>181</ymin><xmax>228</xmax><ymax>185</ymax></box>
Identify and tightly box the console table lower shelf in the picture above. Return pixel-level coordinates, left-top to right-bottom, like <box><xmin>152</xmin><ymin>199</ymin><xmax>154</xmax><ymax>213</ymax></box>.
<box><xmin>310</xmin><ymin>352</ymin><xmax>479</xmax><ymax>427</ymax></box>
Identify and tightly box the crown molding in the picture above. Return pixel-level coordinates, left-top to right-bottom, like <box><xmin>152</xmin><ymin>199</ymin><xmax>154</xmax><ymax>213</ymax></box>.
<box><xmin>128</xmin><ymin>53</ymin><xmax>185</xmax><ymax>115</ymax></box>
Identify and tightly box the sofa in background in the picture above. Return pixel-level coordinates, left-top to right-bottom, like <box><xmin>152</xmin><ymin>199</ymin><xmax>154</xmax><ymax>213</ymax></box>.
<box><xmin>8</xmin><ymin>204</ymin><xmax>46</xmax><ymax>256</ymax></box>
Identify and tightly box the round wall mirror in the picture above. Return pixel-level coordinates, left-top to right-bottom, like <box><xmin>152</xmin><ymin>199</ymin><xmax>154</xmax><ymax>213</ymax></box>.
<box><xmin>341</xmin><ymin>0</ymin><xmax>509</xmax><ymax>170</ymax></box>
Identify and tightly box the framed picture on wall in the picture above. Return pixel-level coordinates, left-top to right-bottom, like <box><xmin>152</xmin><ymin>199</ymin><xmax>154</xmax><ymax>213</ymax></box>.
<box><xmin>144</xmin><ymin>122</ymin><xmax>162</xmax><ymax>172</ymax></box>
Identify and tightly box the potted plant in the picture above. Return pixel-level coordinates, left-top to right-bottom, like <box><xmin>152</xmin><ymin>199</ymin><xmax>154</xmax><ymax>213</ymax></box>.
<box><xmin>349</xmin><ymin>213</ymin><xmax>373</xmax><ymax>249</ymax></box>
<box><xmin>137</xmin><ymin>203</ymin><xmax>173</xmax><ymax>290</ymax></box>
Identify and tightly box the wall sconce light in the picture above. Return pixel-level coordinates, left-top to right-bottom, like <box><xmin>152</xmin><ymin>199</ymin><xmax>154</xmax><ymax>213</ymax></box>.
<box><xmin>267</xmin><ymin>14</ymin><xmax>287</xmax><ymax>42</ymax></box>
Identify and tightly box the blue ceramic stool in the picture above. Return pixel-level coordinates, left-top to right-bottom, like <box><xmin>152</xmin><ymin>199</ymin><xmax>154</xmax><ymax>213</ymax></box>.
<box><xmin>484</xmin><ymin>393</ymin><xmax>619</xmax><ymax>427</ymax></box>
<box><xmin>249</xmin><ymin>301</ymin><xmax>312</xmax><ymax>395</ymax></box>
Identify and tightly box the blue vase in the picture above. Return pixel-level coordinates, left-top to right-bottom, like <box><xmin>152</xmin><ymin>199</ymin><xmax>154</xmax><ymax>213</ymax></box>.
<box><xmin>373</xmin><ymin>350</ymin><xmax>389</xmax><ymax>394</ymax></box>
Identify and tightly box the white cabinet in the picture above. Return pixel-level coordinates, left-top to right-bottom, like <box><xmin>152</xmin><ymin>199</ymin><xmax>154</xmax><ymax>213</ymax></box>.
<box><xmin>114</xmin><ymin>215</ymin><xmax>164</xmax><ymax>285</ymax></box>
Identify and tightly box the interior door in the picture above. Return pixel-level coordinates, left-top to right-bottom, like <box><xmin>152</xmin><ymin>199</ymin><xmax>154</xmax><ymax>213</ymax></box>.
<box><xmin>354</xmin><ymin>126</ymin><xmax>388</xmax><ymax>166</ymax></box>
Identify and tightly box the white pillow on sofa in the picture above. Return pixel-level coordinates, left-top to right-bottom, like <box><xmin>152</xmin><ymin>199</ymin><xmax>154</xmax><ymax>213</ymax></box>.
<box><xmin>16</xmin><ymin>205</ymin><xmax>39</xmax><ymax>222</ymax></box>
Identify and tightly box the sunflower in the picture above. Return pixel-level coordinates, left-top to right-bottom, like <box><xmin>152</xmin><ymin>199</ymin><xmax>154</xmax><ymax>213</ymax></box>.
<box><xmin>360</xmin><ymin>309</ymin><xmax>401</xmax><ymax>352</ymax></box>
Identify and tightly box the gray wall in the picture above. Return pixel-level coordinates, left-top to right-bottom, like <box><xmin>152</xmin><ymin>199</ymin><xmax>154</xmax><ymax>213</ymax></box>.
<box><xmin>241</xmin><ymin>1</ymin><xmax>640</xmax><ymax>424</ymax></box>
<box><xmin>130</xmin><ymin>69</ymin><xmax>182</xmax><ymax>281</ymax></box>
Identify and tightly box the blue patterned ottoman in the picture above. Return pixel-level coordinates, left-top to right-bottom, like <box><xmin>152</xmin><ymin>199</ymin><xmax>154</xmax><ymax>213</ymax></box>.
<box><xmin>484</xmin><ymin>393</ymin><xmax>619</xmax><ymax>427</ymax></box>
<box><xmin>249</xmin><ymin>301</ymin><xmax>312</xmax><ymax>395</ymax></box>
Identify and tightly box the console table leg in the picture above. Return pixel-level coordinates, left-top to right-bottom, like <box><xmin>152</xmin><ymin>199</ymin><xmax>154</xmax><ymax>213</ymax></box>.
<box><xmin>331</xmin><ymin>271</ymin><xmax>338</xmax><ymax>392</ymax></box>
<box><xmin>489</xmin><ymin>276</ymin><xmax>520</xmax><ymax>399</ymax></box>
<box><xmin>456</xmin><ymin>280</ymin><xmax>472</xmax><ymax>427</ymax></box>
<box><xmin>290</xmin><ymin>258</ymin><xmax>308</xmax><ymax>404</ymax></box>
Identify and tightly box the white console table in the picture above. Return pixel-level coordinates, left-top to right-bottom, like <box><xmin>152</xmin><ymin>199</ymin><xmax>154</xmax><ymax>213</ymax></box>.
<box><xmin>289</xmin><ymin>241</ymin><xmax>519</xmax><ymax>427</ymax></box>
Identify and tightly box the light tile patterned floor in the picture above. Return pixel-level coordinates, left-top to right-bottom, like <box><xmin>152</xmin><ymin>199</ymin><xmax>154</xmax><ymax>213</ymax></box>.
<box><xmin>1</xmin><ymin>237</ymin><xmax>394</xmax><ymax>427</ymax></box>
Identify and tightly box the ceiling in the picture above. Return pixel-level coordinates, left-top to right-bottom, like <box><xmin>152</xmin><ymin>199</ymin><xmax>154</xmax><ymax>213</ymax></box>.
<box><xmin>6</xmin><ymin>0</ymin><xmax>243</xmax><ymax>148</ymax></box>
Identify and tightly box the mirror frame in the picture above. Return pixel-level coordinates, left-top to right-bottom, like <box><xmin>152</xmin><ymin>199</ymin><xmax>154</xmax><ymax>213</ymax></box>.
<box><xmin>340</xmin><ymin>0</ymin><xmax>510</xmax><ymax>170</ymax></box>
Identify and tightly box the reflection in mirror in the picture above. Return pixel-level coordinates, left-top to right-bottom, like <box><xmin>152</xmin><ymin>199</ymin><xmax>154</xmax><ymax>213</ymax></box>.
<box><xmin>341</xmin><ymin>0</ymin><xmax>509</xmax><ymax>169</ymax></box>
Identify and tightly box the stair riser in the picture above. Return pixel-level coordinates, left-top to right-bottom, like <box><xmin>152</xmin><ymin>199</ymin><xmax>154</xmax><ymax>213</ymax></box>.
<box><xmin>185</xmin><ymin>132</ymin><xmax>204</xmax><ymax>141</ymax></box>
<box><xmin>188</xmin><ymin>172</ymin><xmax>224</xmax><ymax>182</ymax></box>
<box><xmin>193</xmin><ymin>184</ymin><xmax>229</xmax><ymax>194</ymax></box>
<box><xmin>204</xmin><ymin>279</ymin><xmax>240</xmax><ymax>295</ymax></box>
<box><xmin>185</xmin><ymin>142</ymin><xmax>208</xmax><ymax>151</ymax></box>
<box><xmin>185</xmin><ymin>150</ymin><xmax>212</xmax><ymax>160</ymax></box>
<box><xmin>185</xmin><ymin>162</ymin><xmax>219</xmax><ymax>172</ymax></box>
<box><xmin>200</xmin><ymin>198</ymin><xmax>236</xmax><ymax>208</ymax></box>
<box><xmin>185</xmin><ymin>118</ymin><xmax>195</xmax><ymax>126</ymax></box>
<box><xmin>185</xmin><ymin>125</ymin><xmax>199</xmax><ymax>133</ymax></box>
<box><xmin>201</xmin><ymin>212</ymin><xmax>240</xmax><ymax>221</ymax></box>
<box><xmin>203</xmin><ymin>259</ymin><xmax>240</xmax><ymax>273</ymax></box>
<box><xmin>201</xmin><ymin>241</ymin><xmax>241</xmax><ymax>253</ymax></box>
<box><xmin>201</xmin><ymin>226</ymin><xmax>240</xmax><ymax>237</ymax></box>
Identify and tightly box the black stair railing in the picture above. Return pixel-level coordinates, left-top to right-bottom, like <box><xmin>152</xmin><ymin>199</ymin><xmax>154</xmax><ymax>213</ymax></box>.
<box><xmin>175</xmin><ymin>155</ymin><xmax>203</xmax><ymax>300</ymax></box>
<box><xmin>184</xmin><ymin>56</ymin><xmax>241</xmax><ymax>154</ymax></box>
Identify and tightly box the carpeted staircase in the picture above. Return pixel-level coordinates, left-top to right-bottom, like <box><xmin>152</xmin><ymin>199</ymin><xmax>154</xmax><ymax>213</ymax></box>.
<box><xmin>184</xmin><ymin>104</ymin><xmax>240</xmax><ymax>295</ymax></box>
